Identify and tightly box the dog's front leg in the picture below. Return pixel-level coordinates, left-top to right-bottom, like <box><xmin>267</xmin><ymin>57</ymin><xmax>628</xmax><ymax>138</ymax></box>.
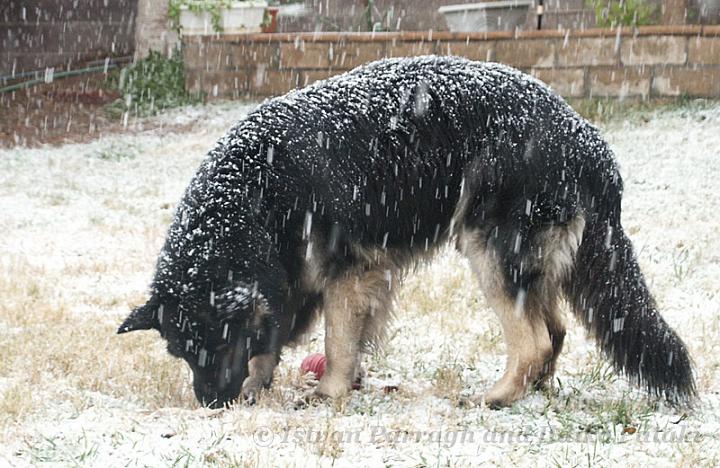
<box><xmin>315</xmin><ymin>279</ymin><xmax>368</xmax><ymax>399</ymax></box>
<box><xmin>242</xmin><ymin>354</ymin><xmax>278</xmax><ymax>403</ymax></box>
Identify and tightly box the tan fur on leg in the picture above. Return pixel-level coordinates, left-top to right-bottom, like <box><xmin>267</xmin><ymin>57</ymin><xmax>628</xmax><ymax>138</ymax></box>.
<box><xmin>241</xmin><ymin>353</ymin><xmax>278</xmax><ymax>402</ymax></box>
<box><xmin>316</xmin><ymin>277</ymin><xmax>368</xmax><ymax>398</ymax></box>
<box><xmin>352</xmin><ymin>351</ymin><xmax>366</xmax><ymax>386</ymax></box>
<box><xmin>530</xmin><ymin>217</ymin><xmax>583</xmax><ymax>389</ymax></box>
<box><xmin>482</xmin><ymin>297</ymin><xmax>553</xmax><ymax>407</ymax></box>
<box><xmin>534</xmin><ymin>303</ymin><xmax>566</xmax><ymax>389</ymax></box>
<box><xmin>458</xmin><ymin>227</ymin><xmax>553</xmax><ymax>407</ymax></box>
<box><xmin>315</xmin><ymin>264</ymin><xmax>397</xmax><ymax>399</ymax></box>
<box><xmin>457</xmin><ymin>216</ymin><xmax>584</xmax><ymax>407</ymax></box>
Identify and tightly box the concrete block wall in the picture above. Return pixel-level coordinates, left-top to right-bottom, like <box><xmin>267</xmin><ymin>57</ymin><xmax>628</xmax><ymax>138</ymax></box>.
<box><xmin>182</xmin><ymin>26</ymin><xmax>720</xmax><ymax>100</ymax></box>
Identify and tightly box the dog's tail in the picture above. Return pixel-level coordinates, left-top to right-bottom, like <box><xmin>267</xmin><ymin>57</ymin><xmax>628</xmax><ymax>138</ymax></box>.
<box><xmin>565</xmin><ymin>181</ymin><xmax>696</xmax><ymax>404</ymax></box>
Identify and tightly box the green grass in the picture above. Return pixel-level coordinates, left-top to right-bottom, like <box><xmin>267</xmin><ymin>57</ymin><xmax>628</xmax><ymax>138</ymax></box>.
<box><xmin>90</xmin><ymin>142</ymin><xmax>138</xmax><ymax>161</ymax></box>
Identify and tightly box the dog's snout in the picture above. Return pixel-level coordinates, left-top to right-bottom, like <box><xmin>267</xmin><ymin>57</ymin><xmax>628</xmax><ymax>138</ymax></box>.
<box><xmin>193</xmin><ymin>380</ymin><xmax>217</xmax><ymax>406</ymax></box>
<box><xmin>193</xmin><ymin>379</ymin><xmax>240</xmax><ymax>409</ymax></box>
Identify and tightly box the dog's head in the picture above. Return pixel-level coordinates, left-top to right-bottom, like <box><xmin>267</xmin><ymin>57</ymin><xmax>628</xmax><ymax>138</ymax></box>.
<box><xmin>118</xmin><ymin>282</ymin><xmax>272</xmax><ymax>408</ymax></box>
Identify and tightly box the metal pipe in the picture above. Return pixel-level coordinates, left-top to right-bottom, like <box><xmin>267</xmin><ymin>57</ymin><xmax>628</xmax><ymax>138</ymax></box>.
<box><xmin>0</xmin><ymin>56</ymin><xmax>133</xmax><ymax>84</ymax></box>
<box><xmin>0</xmin><ymin>63</ymin><xmax>121</xmax><ymax>94</ymax></box>
<box><xmin>537</xmin><ymin>0</ymin><xmax>544</xmax><ymax>30</ymax></box>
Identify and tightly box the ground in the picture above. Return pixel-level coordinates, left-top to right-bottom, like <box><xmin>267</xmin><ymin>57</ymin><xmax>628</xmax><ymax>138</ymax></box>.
<box><xmin>0</xmin><ymin>100</ymin><xmax>719</xmax><ymax>467</ymax></box>
<box><xmin>0</xmin><ymin>74</ymin><xmax>193</xmax><ymax>149</ymax></box>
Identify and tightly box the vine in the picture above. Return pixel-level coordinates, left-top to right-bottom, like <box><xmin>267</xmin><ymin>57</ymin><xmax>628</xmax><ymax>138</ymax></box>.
<box><xmin>168</xmin><ymin>0</ymin><xmax>234</xmax><ymax>33</ymax></box>
<box><xmin>587</xmin><ymin>0</ymin><xmax>656</xmax><ymax>28</ymax></box>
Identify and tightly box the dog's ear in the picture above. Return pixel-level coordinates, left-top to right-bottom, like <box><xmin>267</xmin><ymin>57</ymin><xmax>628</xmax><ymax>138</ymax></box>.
<box><xmin>117</xmin><ymin>303</ymin><xmax>158</xmax><ymax>334</ymax></box>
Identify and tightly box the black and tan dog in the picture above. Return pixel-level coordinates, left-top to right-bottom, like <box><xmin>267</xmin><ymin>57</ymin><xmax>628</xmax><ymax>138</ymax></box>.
<box><xmin>118</xmin><ymin>56</ymin><xmax>695</xmax><ymax>409</ymax></box>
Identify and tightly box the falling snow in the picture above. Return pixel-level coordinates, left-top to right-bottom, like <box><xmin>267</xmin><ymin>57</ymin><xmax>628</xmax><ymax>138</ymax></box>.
<box><xmin>0</xmin><ymin>95</ymin><xmax>719</xmax><ymax>466</ymax></box>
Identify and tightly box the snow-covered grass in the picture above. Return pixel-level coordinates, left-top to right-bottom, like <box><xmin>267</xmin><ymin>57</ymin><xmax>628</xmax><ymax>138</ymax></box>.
<box><xmin>1</xmin><ymin>100</ymin><xmax>719</xmax><ymax>467</ymax></box>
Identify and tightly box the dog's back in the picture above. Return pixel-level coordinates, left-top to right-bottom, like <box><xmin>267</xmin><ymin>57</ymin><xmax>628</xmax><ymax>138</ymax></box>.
<box><xmin>244</xmin><ymin>57</ymin><xmax>591</xmax><ymax>252</ymax></box>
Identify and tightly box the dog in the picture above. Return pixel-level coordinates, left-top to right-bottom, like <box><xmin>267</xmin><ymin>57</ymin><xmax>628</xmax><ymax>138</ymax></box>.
<box><xmin>118</xmin><ymin>56</ymin><xmax>695</xmax><ymax>409</ymax></box>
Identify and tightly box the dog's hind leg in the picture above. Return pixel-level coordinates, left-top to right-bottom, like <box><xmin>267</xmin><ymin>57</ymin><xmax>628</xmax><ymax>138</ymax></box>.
<box><xmin>531</xmin><ymin>217</ymin><xmax>585</xmax><ymax>389</ymax></box>
<box><xmin>458</xmin><ymin>218</ymin><xmax>582</xmax><ymax>407</ymax></box>
<box><xmin>485</xmin><ymin>302</ymin><xmax>552</xmax><ymax>408</ymax></box>
<box><xmin>472</xmin><ymin>251</ymin><xmax>554</xmax><ymax>408</ymax></box>
<box><xmin>532</xmin><ymin>300</ymin><xmax>566</xmax><ymax>390</ymax></box>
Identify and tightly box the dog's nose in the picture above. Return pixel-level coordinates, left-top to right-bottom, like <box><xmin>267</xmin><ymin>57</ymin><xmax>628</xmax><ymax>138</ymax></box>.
<box><xmin>194</xmin><ymin>381</ymin><xmax>218</xmax><ymax>407</ymax></box>
<box><xmin>194</xmin><ymin>382</ymin><xmax>237</xmax><ymax>408</ymax></box>
<box><xmin>205</xmin><ymin>391</ymin><xmax>238</xmax><ymax>409</ymax></box>
<box><xmin>204</xmin><ymin>393</ymin><xmax>222</xmax><ymax>408</ymax></box>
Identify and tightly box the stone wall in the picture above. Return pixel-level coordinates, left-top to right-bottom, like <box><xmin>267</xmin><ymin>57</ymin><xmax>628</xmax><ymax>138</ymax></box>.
<box><xmin>0</xmin><ymin>0</ymin><xmax>137</xmax><ymax>79</ymax></box>
<box><xmin>183</xmin><ymin>26</ymin><xmax>720</xmax><ymax>100</ymax></box>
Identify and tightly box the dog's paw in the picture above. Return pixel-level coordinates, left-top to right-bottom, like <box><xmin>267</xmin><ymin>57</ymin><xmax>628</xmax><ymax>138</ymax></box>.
<box><xmin>241</xmin><ymin>376</ymin><xmax>266</xmax><ymax>405</ymax></box>
<box><xmin>293</xmin><ymin>389</ymin><xmax>329</xmax><ymax>409</ymax></box>
<box><xmin>456</xmin><ymin>393</ymin><xmax>514</xmax><ymax>410</ymax></box>
<box><xmin>484</xmin><ymin>385</ymin><xmax>525</xmax><ymax>409</ymax></box>
<box><xmin>457</xmin><ymin>395</ymin><xmax>482</xmax><ymax>408</ymax></box>
<box><xmin>298</xmin><ymin>371</ymin><xmax>320</xmax><ymax>389</ymax></box>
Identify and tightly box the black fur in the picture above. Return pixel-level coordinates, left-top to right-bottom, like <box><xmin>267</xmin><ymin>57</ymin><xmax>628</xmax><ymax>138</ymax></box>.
<box><xmin>119</xmin><ymin>56</ymin><xmax>695</xmax><ymax>407</ymax></box>
<box><xmin>565</xmin><ymin>187</ymin><xmax>696</xmax><ymax>403</ymax></box>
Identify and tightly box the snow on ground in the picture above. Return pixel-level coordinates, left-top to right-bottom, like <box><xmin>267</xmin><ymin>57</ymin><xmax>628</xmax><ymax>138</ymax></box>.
<box><xmin>0</xmin><ymin>101</ymin><xmax>719</xmax><ymax>467</ymax></box>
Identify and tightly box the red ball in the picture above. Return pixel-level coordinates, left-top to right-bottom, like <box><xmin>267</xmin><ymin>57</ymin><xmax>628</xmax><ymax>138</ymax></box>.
<box><xmin>300</xmin><ymin>353</ymin><xmax>327</xmax><ymax>379</ymax></box>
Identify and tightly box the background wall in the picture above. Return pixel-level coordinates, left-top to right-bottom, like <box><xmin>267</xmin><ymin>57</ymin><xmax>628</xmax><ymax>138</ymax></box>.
<box><xmin>182</xmin><ymin>26</ymin><xmax>720</xmax><ymax>100</ymax></box>
<box><xmin>294</xmin><ymin>0</ymin><xmax>674</xmax><ymax>32</ymax></box>
<box><xmin>0</xmin><ymin>0</ymin><xmax>138</xmax><ymax>79</ymax></box>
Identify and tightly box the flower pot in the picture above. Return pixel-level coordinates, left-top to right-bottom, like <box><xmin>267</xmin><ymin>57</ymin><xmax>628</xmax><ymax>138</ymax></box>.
<box><xmin>179</xmin><ymin>1</ymin><xmax>268</xmax><ymax>35</ymax></box>
<box><xmin>261</xmin><ymin>7</ymin><xmax>280</xmax><ymax>33</ymax></box>
<box><xmin>697</xmin><ymin>0</ymin><xmax>720</xmax><ymax>22</ymax></box>
<box><xmin>438</xmin><ymin>1</ymin><xmax>533</xmax><ymax>32</ymax></box>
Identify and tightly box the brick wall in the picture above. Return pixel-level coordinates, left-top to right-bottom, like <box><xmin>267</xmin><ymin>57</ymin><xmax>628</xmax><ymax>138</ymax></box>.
<box><xmin>0</xmin><ymin>0</ymin><xmax>137</xmax><ymax>79</ymax></box>
<box><xmin>183</xmin><ymin>26</ymin><xmax>720</xmax><ymax>100</ymax></box>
